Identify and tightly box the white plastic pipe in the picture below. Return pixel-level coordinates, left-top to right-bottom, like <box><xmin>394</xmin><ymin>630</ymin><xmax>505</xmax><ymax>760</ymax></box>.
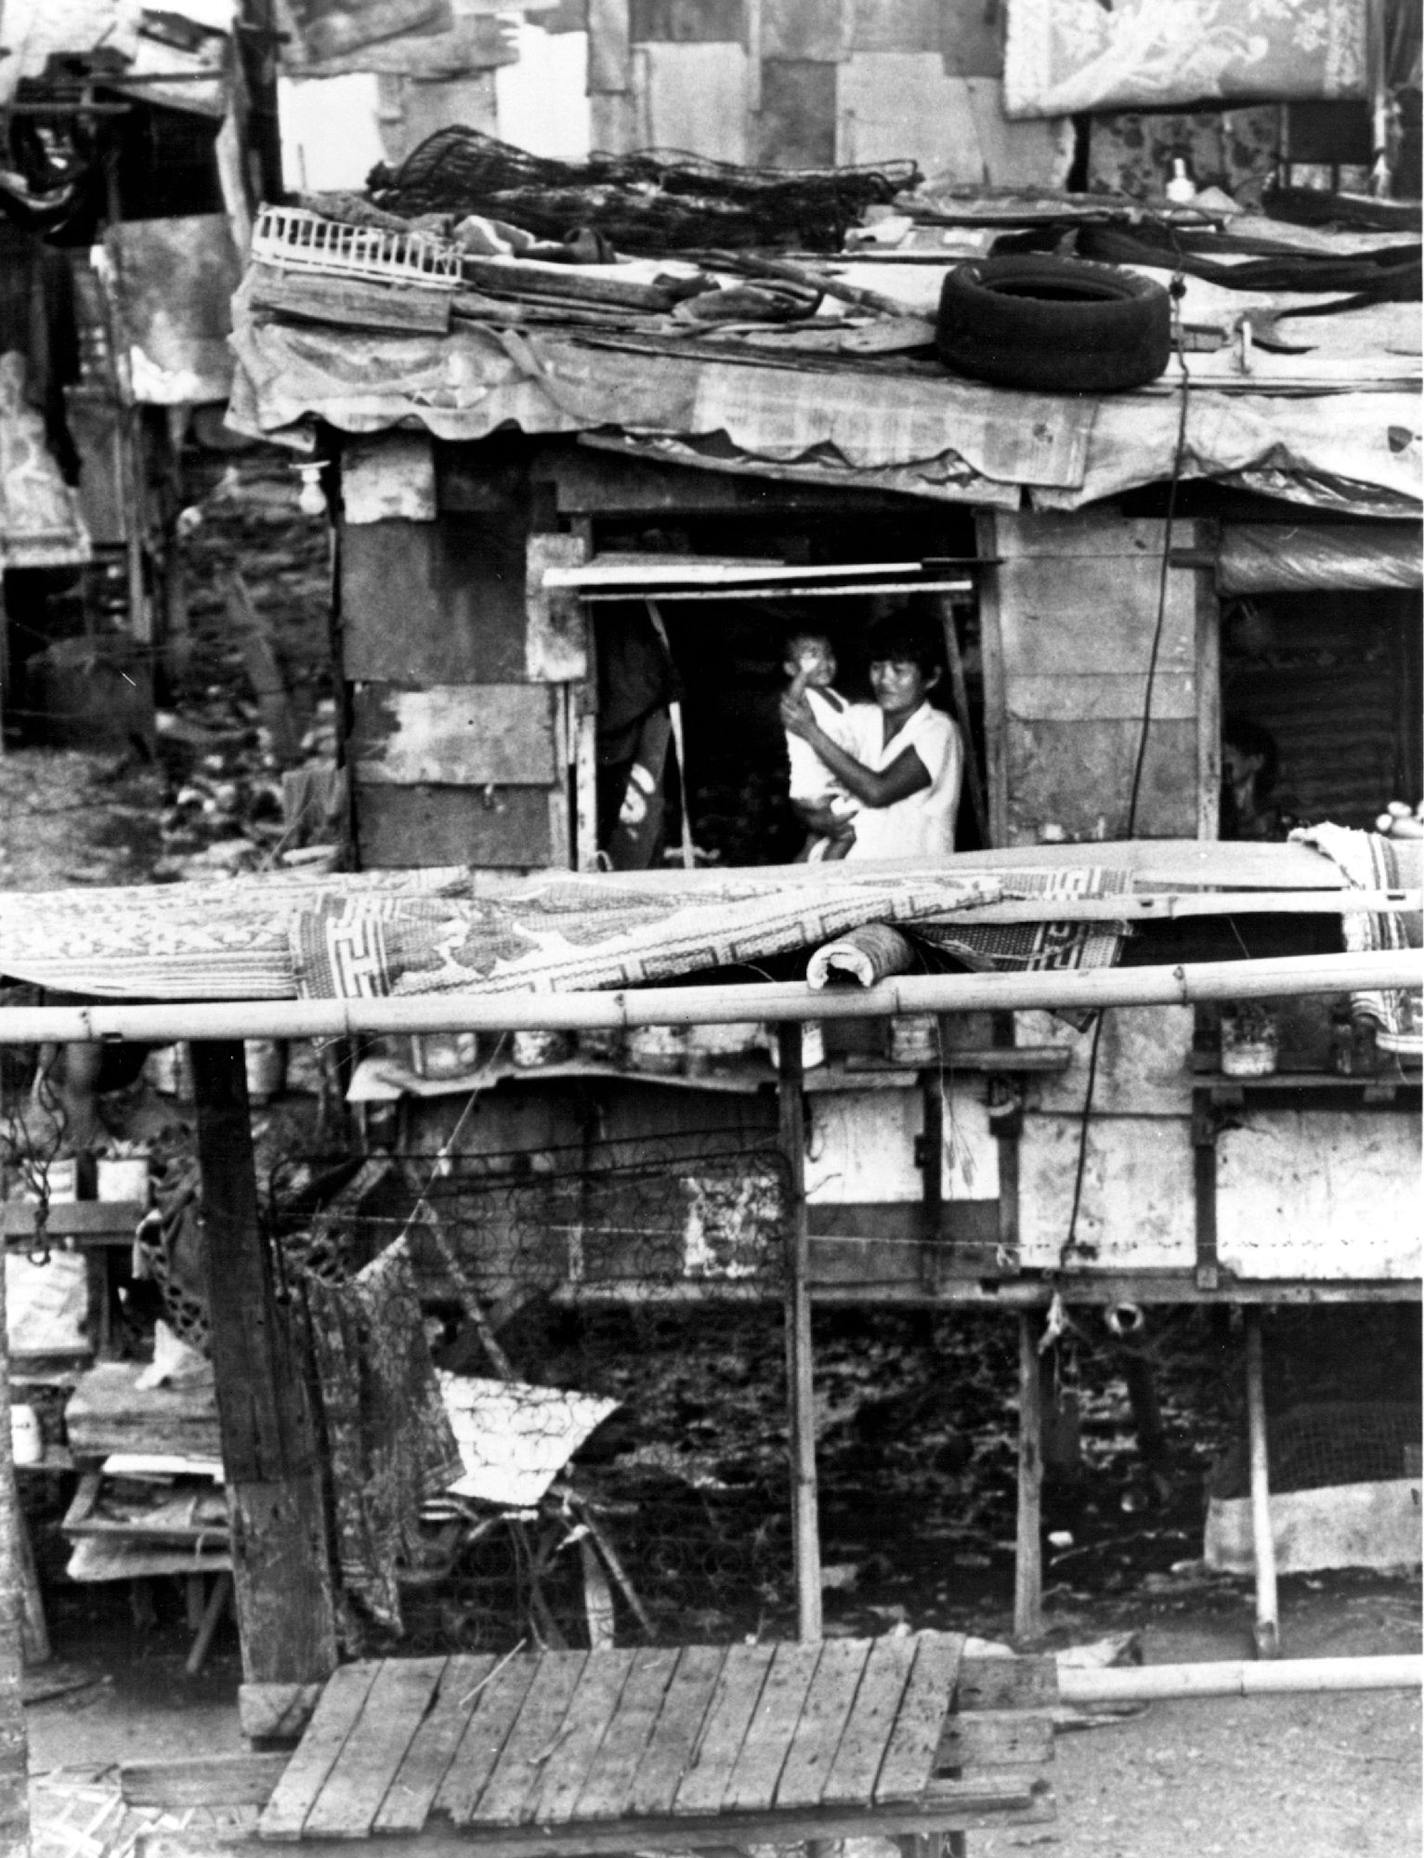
<box><xmin>0</xmin><ymin>951</ymin><xmax>1414</xmax><ymax>1046</ymax></box>
<box><xmin>1058</xmin><ymin>1654</ymin><xmax>1423</xmax><ymax>1703</ymax></box>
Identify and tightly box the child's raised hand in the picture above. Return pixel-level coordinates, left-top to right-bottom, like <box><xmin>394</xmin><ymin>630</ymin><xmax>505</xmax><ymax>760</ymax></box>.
<box><xmin>780</xmin><ymin>668</ymin><xmax>817</xmax><ymax>738</ymax></box>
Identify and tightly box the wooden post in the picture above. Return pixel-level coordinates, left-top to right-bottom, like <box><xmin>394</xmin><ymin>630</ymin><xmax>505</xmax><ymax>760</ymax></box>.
<box><xmin>0</xmin><ymin>1236</ymin><xmax>29</xmax><ymax>1857</ymax></box>
<box><xmin>777</xmin><ymin>1025</ymin><xmax>822</xmax><ymax>1642</ymax></box>
<box><xmin>1013</xmin><ymin>1312</ymin><xmax>1043</xmax><ymax>1642</ymax></box>
<box><xmin>190</xmin><ymin>1041</ymin><xmax>338</xmax><ymax>1688</ymax></box>
<box><xmin>936</xmin><ymin>594</ymin><xmax>988</xmax><ymax>849</ymax></box>
<box><xmin>1245</xmin><ymin>1309</ymin><xmax>1280</xmax><ymax>1659</ymax></box>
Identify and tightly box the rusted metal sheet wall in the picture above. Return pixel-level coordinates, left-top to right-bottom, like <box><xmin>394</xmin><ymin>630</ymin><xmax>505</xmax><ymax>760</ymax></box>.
<box><xmin>338</xmin><ymin>433</ymin><xmax>577</xmax><ymax>871</ymax></box>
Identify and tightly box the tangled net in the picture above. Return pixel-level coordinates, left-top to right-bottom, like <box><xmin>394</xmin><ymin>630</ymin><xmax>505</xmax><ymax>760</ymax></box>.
<box><xmin>366</xmin><ymin>128</ymin><xmax>920</xmax><ymax>252</ymax></box>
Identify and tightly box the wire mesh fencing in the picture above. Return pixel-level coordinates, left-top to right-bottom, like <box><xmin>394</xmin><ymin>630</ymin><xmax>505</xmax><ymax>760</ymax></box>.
<box><xmin>269</xmin><ymin>1130</ymin><xmax>799</xmax><ymax>1654</ymax></box>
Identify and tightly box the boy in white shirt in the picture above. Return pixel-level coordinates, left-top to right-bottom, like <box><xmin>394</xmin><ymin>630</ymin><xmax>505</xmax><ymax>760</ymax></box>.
<box><xmin>780</xmin><ymin>613</ymin><xmax>961</xmax><ymax>863</ymax></box>
<box><xmin>782</xmin><ymin>628</ymin><xmax>865</xmax><ymax>861</ymax></box>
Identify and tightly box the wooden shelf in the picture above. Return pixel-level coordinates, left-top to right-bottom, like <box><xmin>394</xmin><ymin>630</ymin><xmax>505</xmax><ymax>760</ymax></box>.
<box><xmin>349</xmin><ymin>1046</ymin><xmax>1074</xmax><ymax>1104</ymax></box>
<box><xmin>1196</xmin><ymin>1067</ymin><xmax>1421</xmax><ymax>1106</ymax></box>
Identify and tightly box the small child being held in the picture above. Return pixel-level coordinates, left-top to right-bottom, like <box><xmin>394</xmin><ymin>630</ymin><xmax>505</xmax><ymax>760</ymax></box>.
<box><xmin>782</xmin><ymin>629</ymin><xmax>863</xmax><ymax>861</ymax></box>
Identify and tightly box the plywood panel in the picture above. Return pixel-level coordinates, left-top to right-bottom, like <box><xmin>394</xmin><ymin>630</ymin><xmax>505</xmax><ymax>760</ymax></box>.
<box><xmin>1013</xmin><ymin>1007</ymin><xmax>1194</xmax><ymax>1116</ymax></box>
<box><xmin>1017</xmin><ymin>1113</ymin><xmax>1195</xmax><ymax>1270</ymax></box>
<box><xmin>1007</xmin><ymin>673</ymin><xmax>1196</xmax><ymax>723</ymax></box>
<box><xmin>354</xmin><ymin>784</ymin><xmax>561</xmax><ymax>869</ymax></box>
<box><xmin>804</xmin><ymin>1085</ymin><xmax>999</xmax><ymax>1204</ymax></box>
<box><xmin>848</xmin><ymin>0</ymin><xmax>940</xmax><ymax>54</ymax></box>
<box><xmin>1216</xmin><ymin>1111</ymin><xmax>1422</xmax><ymax>1280</ymax></box>
<box><xmin>350</xmin><ymin>685</ymin><xmax>558</xmax><ymax>787</ymax></box>
<box><xmin>631</xmin><ymin>0</ymin><xmax>744</xmax><ymax>40</ymax></box>
<box><xmin>838</xmin><ymin>63</ymin><xmax>1070</xmax><ymax>185</ymax></box>
<box><xmin>763</xmin><ymin>0</ymin><xmax>848</xmax><ymax>60</ymax></box>
<box><xmin>343</xmin><ymin>434</ymin><xmax>436</xmax><ymax>525</ymax></box>
<box><xmin>757</xmin><ymin>59</ymin><xmax>837</xmax><ymax>166</ymax></box>
<box><xmin>995</xmin><ymin>515</ymin><xmax>1199</xmax><ymax>678</ymax></box>
<box><xmin>1004</xmin><ymin>717</ymin><xmax>1200</xmax><ymax>843</ymax></box>
<box><xmin>640</xmin><ymin>42</ymin><xmax>751</xmax><ymax>162</ymax></box>
<box><xmin>341</xmin><ymin>511</ymin><xmax>530</xmax><ymax>685</ymax></box>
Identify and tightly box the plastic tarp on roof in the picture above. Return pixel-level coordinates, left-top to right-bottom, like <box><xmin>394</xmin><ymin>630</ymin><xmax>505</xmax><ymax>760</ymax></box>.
<box><xmin>226</xmin><ymin>285</ymin><xmax>1424</xmax><ymax>515</ymax></box>
<box><xmin>1218</xmin><ymin>522</ymin><xmax>1424</xmax><ymax>594</ymax></box>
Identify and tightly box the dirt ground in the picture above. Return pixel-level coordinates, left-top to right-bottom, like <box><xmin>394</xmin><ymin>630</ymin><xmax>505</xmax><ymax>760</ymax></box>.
<box><xmin>21</xmin><ymin>1563</ymin><xmax>1421</xmax><ymax>1858</ymax></box>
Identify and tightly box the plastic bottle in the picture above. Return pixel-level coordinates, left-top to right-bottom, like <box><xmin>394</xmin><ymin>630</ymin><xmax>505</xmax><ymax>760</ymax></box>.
<box><xmin>1166</xmin><ymin>158</ymin><xmax>1197</xmax><ymax>206</ymax></box>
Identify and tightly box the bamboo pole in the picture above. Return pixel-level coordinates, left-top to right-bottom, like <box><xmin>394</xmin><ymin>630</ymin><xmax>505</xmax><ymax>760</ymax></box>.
<box><xmin>1058</xmin><ymin>1654</ymin><xmax>1422</xmax><ymax>1703</ymax></box>
<box><xmin>0</xmin><ymin>951</ymin><xmax>1414</xmax><ymax>1047</ymax></box>
<box><xmin>778</xmin><ymin>1025</ymin><xmax>822</xmax><ymax>1642</ymax></box>
<box><xmin>1245</xmin><ymin>1310</ymin><xmax>1280</xmax><ymax>1659</ymax></box>
<box><xmin>1013</xmin><ymin>1314</ymin><xmax>1043</xmax><ymax>1642</ymax></box>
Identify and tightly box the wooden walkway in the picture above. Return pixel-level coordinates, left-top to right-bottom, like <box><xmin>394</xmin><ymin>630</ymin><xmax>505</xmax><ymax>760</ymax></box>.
<box><xmin>237</xmin><ymin>1634</ymin><xmax>1053</xmax><ymax>1850</ymax></box>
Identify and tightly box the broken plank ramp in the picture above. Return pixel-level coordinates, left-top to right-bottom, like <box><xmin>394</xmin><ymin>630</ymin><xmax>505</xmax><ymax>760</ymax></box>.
<box><xmin>257</xmin><ymin>1632</ymin><xmax>1054</xmax><ymax>1844</ymax></box>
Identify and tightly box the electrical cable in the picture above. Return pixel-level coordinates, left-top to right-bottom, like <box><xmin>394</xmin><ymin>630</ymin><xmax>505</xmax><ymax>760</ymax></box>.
<box><xmin>1059</xmin><ymin>248</ymin><xmax>1194</xmax><ymax>1271</ymax></box>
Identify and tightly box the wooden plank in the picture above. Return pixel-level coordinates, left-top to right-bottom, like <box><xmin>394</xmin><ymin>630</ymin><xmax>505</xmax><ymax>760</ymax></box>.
<box><xmin>627</xmin><ymin>1644</ymin><xmax>726</xmax><ymax>1816</ymax></box>
<box><xmin>469</xmin><ymin>1653</ymin><xmax>589</xmax><ymax>1827</ymax></box>
<box><xmin>434</xmin><ymin>1653</ymin><xmax>541</xmax><ymax>1825</ymax></box>
<box><xmin>574</xmin><ymin>1645</ymin><xmax>681</xmax><ymax>1821</ymax></box>
<box><xmin>353</xmin><ymin>784</ymin><xmax>557</xmax><ymax>870</ymax></box>
<box><xmin>938</xmin><ymin>1710</ymin><xmax>1054</xmax><ymax>1771</ymax></box>
<box><xmin>674</xmin><ymin>1643</ymin><xmax>776</xmax><ymax>1815</ymax></box>
<box><xmin>954</xmin><ymin>1655</ymin><xmax>1058</xmax><ymax>1713</ymax></box>
<box><xmin>131</xmin><ymin>1784</ymin><xmax>1057</xmax><ymax>1858</ymax></box>
<box><xmin>821</xmin><ymin>1634</ymin><xmax>917</xmax><ymax>1807</ymax></box>
<box><xmin>122</xmin><ymin>1752</ymin><xmax>287</xmax><ymax>1808</ymax></box>
<box><xmin>525</xmin><ymin>1648</ymin><xmax>636</xmax><ymax>1825</ymax></box>
<box><xmin>304</xmin><ymin>1658</ymin><xmax>447</xmax><ymax>1838</ymax></box>
<box><xmin>1</xmin><ymin>1201</ymin><xmax>145</xmax><ymax>1242</ymax></box>
<box><xmin>526</xmin><ymin>533</ymin><xmax>589</xmax><ymax>682</ymax></box>
<box><xmin>375</xmin><ymin>1654</ymin><xmax>496</xmax><ymax>1834</ymax></box>
<box><xmin>723</xmin><ymin>1640</ymin><xmax>824</xmax><ymax>1812</ymax></box>
<box><xmin>350</xmin><ymin>684</ymin><xmax>557</xmax><ymax>787</ymax></box>
<box><xmin>875</xmin><ymin>1632</ymin><xmax>965</xmax><ymax>1804</ymax></box>
<box><xmin>775</xmin><ymin>1637</ymin><xmax>872</xmax><ymax>1809</ymax></box>
<box><xmin>258</xmin><ymin>1663</ymin><xmax>380</xmax><ymax>1841</ymax></box>
<box><xmin>239</xmin><ymin>1682</ymin><xmax>322</xmax><ymax>1744</ymax></box>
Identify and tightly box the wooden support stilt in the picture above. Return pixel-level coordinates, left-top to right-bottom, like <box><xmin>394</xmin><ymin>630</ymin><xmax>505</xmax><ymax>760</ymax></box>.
<box><xmin>190</xmin><ymin>1040</ymin><xmax>338</xmax><ymax>1689</ymax></box>
<box><xmin>936</xmin><ymin>595</ymin><xmax>988</xmax><ymax>850</ymax></box>
<box><xmin>777</xmin><ymin>1024</ymin><xmax>822</xmax><ymax>1642</ymax></box>
<box><xmin>0</xmin><ymin>1235</ymin><xmax>29</xmax><ymax>1857</ymax></box>
<box><xmin>1013</xmin><ymin>1312</ymin><xmax>1043</xmax><ymax>1643</ymax></box>
<box><xmin>1245</xmin><ymin>1309</ymin><xmax>1280</xmax><ymax>1659</ymax></box>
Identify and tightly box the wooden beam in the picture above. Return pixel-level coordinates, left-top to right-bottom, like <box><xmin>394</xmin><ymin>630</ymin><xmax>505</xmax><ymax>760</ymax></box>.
<box><xmin>1013</xmin><ymin>1314</ymin><xmax>1043</xmax><ymax>1643</ymax></box>
<box><xmin>0</xmin><ymin>1247</ymin><xmax>29</xmax><ymax>1858</ymax></box>
<box><xmin>190</xmin><ymin>1041</ymin><xmax>338</xmax><ymax>1688</ymax></box>
<box><xmin>778</xmin><ymin>1026</ymin><xmax>822</xmax><ymax>1641</ymax></box>
<box><xmin>1244</xmin><ymin>1310</ymin><xmax>1280</xmax><ymax>1660</ymax></box>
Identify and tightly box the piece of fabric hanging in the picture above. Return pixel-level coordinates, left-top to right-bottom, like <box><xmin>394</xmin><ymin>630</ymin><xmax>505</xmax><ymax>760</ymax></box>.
<box><xmin>303</xmin><ymin>1237</ymin><xmax>462</xmax><ymax>1632</ymax></box>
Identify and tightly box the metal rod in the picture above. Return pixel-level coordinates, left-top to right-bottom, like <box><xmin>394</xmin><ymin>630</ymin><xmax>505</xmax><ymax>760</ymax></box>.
<box><xmin>1245</xmin><ymin>1310</ymin><xmax>1280</xmax><ymax>1660</ymax></box>
<box><xmin>1059</xmin><ymin>1654</ymin><xmax>1422</xmax><ymax>1703</ymax></box>
<box><xmin>0</xmin><ymin>951</ymin><xmax>1413</xmax><ymax>1045</ymax></box>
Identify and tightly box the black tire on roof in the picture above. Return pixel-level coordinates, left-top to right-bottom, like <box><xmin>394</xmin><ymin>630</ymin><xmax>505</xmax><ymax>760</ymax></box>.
<box><xmin>935</xmin><ymin>254</ymin><xmax>1173</xmax><ymax>394</ymax></box>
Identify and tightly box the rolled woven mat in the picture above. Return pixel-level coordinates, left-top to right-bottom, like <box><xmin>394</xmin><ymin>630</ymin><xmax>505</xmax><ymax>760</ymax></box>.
<box><xmin>807</xmin><ymin>921</ymin><xmax>918</xmax><ymax>989</ymax></box>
